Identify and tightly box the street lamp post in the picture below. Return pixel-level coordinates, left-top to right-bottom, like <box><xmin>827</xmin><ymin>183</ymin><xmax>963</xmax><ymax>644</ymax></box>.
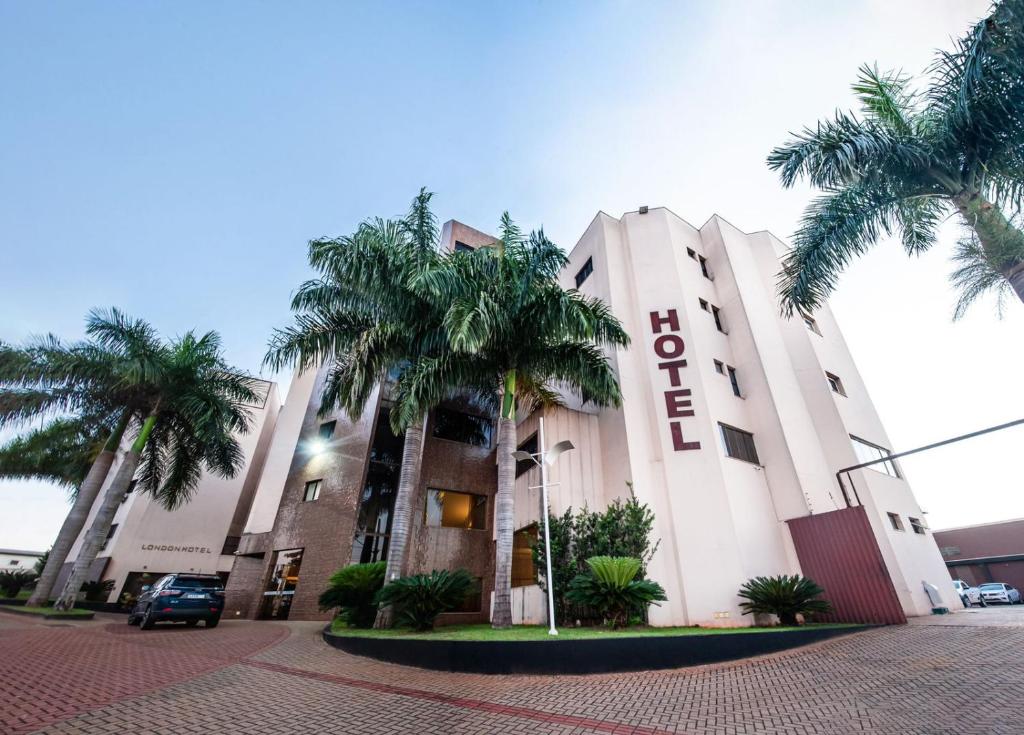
<box><xmin>512</xmin><ymin>416</ymin><xmax>573</xmax><ymax>637</ymax></box>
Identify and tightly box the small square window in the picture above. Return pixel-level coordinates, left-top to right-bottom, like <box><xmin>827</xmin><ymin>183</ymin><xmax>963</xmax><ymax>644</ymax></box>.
<box><xmin>516</xmin><ymin>434</ymin><xmax>538</xmax><ymax>478</ymax></box>
<box><xmin>102</xmin><ymin>524</ymin><xmax>118</xmax><ymax>551</ymax></box>
<box><xmin>8</xmin><ymin>560</ymin><xmax>20</xmax><ymax>566</ymax></box>
<box><xmin>303</xmin><ymin>479</ymin><xmax>322</xmax><ymax>502</ymax></box>
<box><xmin>699</xmin><ymin>298</ymin><xmax>710</xmax><ymax>312</ymax></box>
<box><xmin>319</xmin><ymin>421</ymin><xmax>337</xmax><ymax>439</ymax></box>
<box><xmin>698</xmin><ymin>255</ymin><xmax>712</xmax><ymax>280</ymax></box>
<box><xmin>826</xmin><ymin>372</ymin><xmax>846</xmax><ymax>396</ymax></box>
<box><xmin>574</xmin><ymin>257</ymin><xmax>594</xmax><ymax>288</ymax></box>
<box><xmin>727</xmin><ymin>366</ymin><xmax>741</xmax><ymax>397</ymax></box>
<box><xmin>712</xmin><ymin>306</ymin><xmax>726</xmax><ymax>333</ymax></box>
<box><xmin>687</xmin><ymin>247</ymin><xmax>697</xmax><ymax>260</ymax></box>
<box><xmin>909</xmin><ymin>517</ymin><xmax>928</xmax><ymax>535</ymax></box>
<box><xmin>887</xmin><ymin>512</ymin><xmax>904</xmax><ymax>531</ymax></box>
<box><xmin>713</xmin><ymin>360</ymin><xmax>724</xmax><ymax>374</ymax></box>
<box><xmin>803</xmin><ymin>314</ymin><xmax>821</xmax><ymax>335</ymax></box>
<box><xmin>719</xmin><ymin>423</ymin><xmax>759</xmax><ymax>464</ymax></box>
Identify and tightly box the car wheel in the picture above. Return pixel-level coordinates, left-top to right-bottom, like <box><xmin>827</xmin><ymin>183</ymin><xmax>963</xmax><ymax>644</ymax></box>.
<box><xmin>139</xmin><ymin>605</ymin><xmax>156</xmax><ymax>630</ymax></box>
<box><xmin>127</xmin><ymin>613</ymin><xmax>139</xmax><ymax>625</ymax></box>
<box><xmin>979</xmin><ymin>598</ymin><xmax>987</xmax><ymax>608</ymax></box>
<box><xmin>185</xmin><ymin>619</ymin><xmax>199</xmax><ymax>627</ymax></box>
<box><xmin>205</xmin><ymin>615</ymin><xmax>220</xmax><ymax>629</ymax></box>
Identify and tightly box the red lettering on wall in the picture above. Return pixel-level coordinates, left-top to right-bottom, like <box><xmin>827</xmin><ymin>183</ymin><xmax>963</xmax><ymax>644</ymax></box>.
<box><xmin>649</xmin><ymin>308</ymin><xmax>701</xmax><ymax>451</ymax></box>
<box><xmin>649</xmin><ymin>310</ymin><xmax>680</xmax><ymax>333</ymax></box>
<box><xmin>670</xmin><ymin>422</ymin><xmax>701</xmax><ymax>451</ymax></box>
<box><xmin>664</xmin><ymin>389</ymin><xmax>695</xmax><ymax>418</ymax></box>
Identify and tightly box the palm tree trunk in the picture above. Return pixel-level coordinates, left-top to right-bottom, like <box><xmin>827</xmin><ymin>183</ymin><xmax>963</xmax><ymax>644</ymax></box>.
<box><xmin>26</xmin><ymin>414</ymin><xmax>129</xmax><ymax>607</ymax></box>
<box><xmin>53</xmin><ymin>413</ymin><xmax>156</xmax><ymax>611</ymax></box>
<box><xmin>374</xmin><ymin>416</ymin><xmax>426</xmax><ymax>629</ymax></box>
<box><xmin>491</xmin><ymin>372</ymin><xmax>517</xmax><ymax>628</ymax></box>
<box><xmin>956</xmin><ymin>194</ymin><xmax>1024</xmax><ymax>304</ymax></box>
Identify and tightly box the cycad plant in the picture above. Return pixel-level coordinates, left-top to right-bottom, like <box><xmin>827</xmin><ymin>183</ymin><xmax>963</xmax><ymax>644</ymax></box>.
<box><xmin>737</xmin><ymin>574</ymin><xmax>832</xmax><ymax>626</ymax></box>
<box><xmin>768</xmin><ymin>0</ymin><xmax>1024</xmax><ymax>317</ymax></box>
<box><xmin>565</xmin><ymin>556</ymin><xmax>667</xmax><ymax>629</ymax></box>
<box><xmin>375</xmin><ymin>568</ymin><xmax>474</xmax><ymax>631</ymax></box>
<box><xmin>401</xmin><ymin>214</ymin><xmax>630</xmax><ymax>627</ymax></box>
<box><xmin>0</xmin><ymin>570</ymin><xmax>37</xmax><ymax>598</ymax></box>
<box><xmin>266</xmin><ymin>189</ymin><xmax>447</xmax><ymax>629</ymax></box>
<box><xmin>319</xmin><ymin>561</ymin><xmax>387</xmax><ymax>628</ymax></box>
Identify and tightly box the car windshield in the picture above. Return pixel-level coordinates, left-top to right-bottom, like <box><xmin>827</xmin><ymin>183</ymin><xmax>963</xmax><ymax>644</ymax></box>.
<box><xmin>173</xmin><ymin>577</ymin><xmax>223</xmax><ymax>589</ymax></box>
<box><xmin>979</xmin><ymin>584</ymin><xmax>1004</xmax><ymax>590</ymax></box>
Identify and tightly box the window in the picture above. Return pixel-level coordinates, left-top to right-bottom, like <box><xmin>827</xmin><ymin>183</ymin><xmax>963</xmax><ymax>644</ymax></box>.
<box><xmin>850</xmin><ymin>436</ymin><xmax>900</xmax><ymax>478</ymax></box>
<box><xmin>699</xmin><ymin>298</ymin><xmax>710</xmax><ymax>312</ymax></box>
<box><xmin>574</xmin><ymin>257</ymin><xmax>594</xmax><ymax>288</ymax></box>
<box><xmin>102</xmin><ymin>524</ymin><xmax>118</xmax><ymax>551</ymax></box>
<box><xmin>512</xmin><ymin>525</ymin><xmax>538</xmax><ymax>587</ymax></box>
<box><xmin>727</xmin><ymin>366</ymin><xmax>742</xmax><ymax>397</ymax></box>
<box><xmin>686</xmin><ymin>247</ymin><xmax>697</xmax><ymax>260</ymax></box>
<box><xmin>825</xmin><ymin>372</ymin><xmax>846</xmax><ymax>396</ymax></box>
<box><xmin>319</xmin><ymin>421</ymin><xmax>337</xmax><ymax>439</ymax></box>
<box><xmin>454</xmin><ymin>240</ymin><xmax>474</xmax><ymax>253</ymax></box>
<box><xmin>698</xmin><ymin>255</ymin><xmax>712</xmax><ymax>280</ymax></box>
<box><xmin>909</xmin><ymin>517</ymin><xmax>928</xmax><ymax>535</ymax></box>
<box><xmin>122</xmin><ymin>479</ymin><xmax>137</xmax><ymax>504</ymax></box>
<box><xmin>803</xmin><ymin>314</ymin><xmax>821</xmax><ymax>335</ymax></box>
<box><xmin>8</xmin><ymin>560</ymin><xmax>19</xmax><ymax>566</ymax></box>
<box><xmin>719</xmin><ymin>423</ymin><xmax>759</xmax><ymax>464</ymax></box>
<box><xmin>712</xmin><ymin>306</ymin><xmax>726</xmax><ymax>333</ymax></box>
<box><xmin>516</xmin><ymin>433</ymin><xmax>538</xmax><ymax>478</ymax></box>
<box><xmin>432</xmin><ymin>408</ymin><xmax>493</xmax><ymax>447</ymax></box>
<box><xmin>221</xmin><ymin>535</ymin><xmax>241</xmax><ymax>555</ymax></box>
<box><xmin>887</xmin><ymin>512</ymin><xmax>904</xmax><ymax>531</ymax></box>
<box><xmin>351</xmin><ymin>409</ymin><xmax>404</xmax><ymax>564</ymax></box>
<box><xmin>425</xmin><ymin>489</ymin><xmax>488</xmax><ymax>530</ymax></box>
<box><xmin>714</xmin><ymin>360</ymin><xmax>724</xmax><ymax>374</ymax></box>
<box><xmin>453</xmin><ymin>577</ymin><xmax>483</xmax><ymax>613</ymax></box>
<box><xmin>302</xmin><ymin>479</ymin><xmax>322</xmax><ymax>502</ymax></box>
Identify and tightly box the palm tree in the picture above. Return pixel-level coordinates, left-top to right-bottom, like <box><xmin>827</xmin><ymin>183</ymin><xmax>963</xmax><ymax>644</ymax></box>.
<box><xmin>397</xmin><ymin>214</ymin><xmax>630</xmax><ymax>627</ymax></box>
<box><xmin>1</xmin><ymin>334</ymin><xmax>144</xmax><ymax>607</ymax></box>
<box><xmin>52</xmin><ymin>312</ymin><xmax>258</xmax><ymax>610</ymax></box>
<box><xmin>767</xmin><ymin>0</ymin><xmax>1024</xmax><ymax>317</ymax></box>
<box><xmin>266</xmin><ymin>189</ymin><xmax>446</xmax><ymax>628</ymax></box>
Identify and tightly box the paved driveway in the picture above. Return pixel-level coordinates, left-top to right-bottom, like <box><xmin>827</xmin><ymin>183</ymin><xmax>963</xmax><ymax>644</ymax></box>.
<box><xmin>2</xmin><ymin>606</ymin><xmax>1022</xmax><ymax>735</ymax></box>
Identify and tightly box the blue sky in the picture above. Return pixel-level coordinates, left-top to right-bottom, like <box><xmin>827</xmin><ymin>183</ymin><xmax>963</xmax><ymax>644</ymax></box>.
<box><xmin>2</xmin><ymin>0</ymin><xmax>1022</xmax><ymax>548</ymax></box>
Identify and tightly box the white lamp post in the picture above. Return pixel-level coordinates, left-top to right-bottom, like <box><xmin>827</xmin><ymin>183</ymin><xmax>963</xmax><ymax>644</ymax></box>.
<box><xmin>512</xmin><ymin>416</ymin><xmax>573</xmax><ymax>636</ymax></box>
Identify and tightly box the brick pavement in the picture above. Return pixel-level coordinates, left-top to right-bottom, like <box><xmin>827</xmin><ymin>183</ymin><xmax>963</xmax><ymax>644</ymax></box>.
<box><xmin>4</xmin><ymin>606</ymin><xmax>1024</xmax><ymax>735</ymax></box>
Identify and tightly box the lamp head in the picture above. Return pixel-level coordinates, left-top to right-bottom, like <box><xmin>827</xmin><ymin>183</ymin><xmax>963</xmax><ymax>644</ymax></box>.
<box><xmin>545</xmin><ymin>440</ymin><xmax>575</xmax><ymax>466</ymax></box>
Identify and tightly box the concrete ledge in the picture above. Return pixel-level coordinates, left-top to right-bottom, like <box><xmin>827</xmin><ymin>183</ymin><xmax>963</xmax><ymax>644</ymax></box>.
<box><xmin>322</xmin><ymin>625</ymin><xmax>867</xmax><ymax>675</ymax></box>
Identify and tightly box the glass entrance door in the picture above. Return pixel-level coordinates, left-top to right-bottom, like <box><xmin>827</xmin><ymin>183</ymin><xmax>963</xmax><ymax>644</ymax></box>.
<box><xmin>260</xmin><ymin>548</ymin><xmax>303</xmax><ymax>620</ymax></box>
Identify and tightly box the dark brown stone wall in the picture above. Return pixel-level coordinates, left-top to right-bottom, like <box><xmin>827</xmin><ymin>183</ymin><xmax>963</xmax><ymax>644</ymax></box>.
<box><xmin>223</xmin><ymin>554</ymin><xmax>266</xmax><ymax>620</ymax></box>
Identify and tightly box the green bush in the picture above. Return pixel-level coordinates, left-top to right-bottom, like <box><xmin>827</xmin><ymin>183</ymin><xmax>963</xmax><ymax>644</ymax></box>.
<box><xmin>319</xmin><ymin>561</ymin><xmax>387</xmax><ymax>628</ymax></box>
<box><xmin>565</xmin><ymin>556</ymin><xmax>667</xmax><ymax>629</ymax></box>
<box><xmin>81</xmin><ymin>579</ymin><xmax>115</xmax><ymax>602</ymax></box>
<box><xmin>737</xmin><ymin>574</ymin><xmax>833</xmax><ymax>626</ymax></box>
<box><xmin>533</xmin><ymin>487</ymin><xmax>660</xmax><ymax>625</ymax></box>
<box><xmin>376</xmin><ymin>569</ymin><xmax>474</xmax><ymax>631</ymax></box>
<box><xmin>0</xmin><ymin>570</ymin><xmax>37</xmax><ymax>598</ymax></box>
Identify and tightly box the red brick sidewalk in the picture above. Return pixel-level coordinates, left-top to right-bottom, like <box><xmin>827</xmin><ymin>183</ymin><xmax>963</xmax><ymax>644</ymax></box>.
<box><xmin>0</xmin><ymin>612</ymin><xmax>287</xmax><ymax>735</ymax></box>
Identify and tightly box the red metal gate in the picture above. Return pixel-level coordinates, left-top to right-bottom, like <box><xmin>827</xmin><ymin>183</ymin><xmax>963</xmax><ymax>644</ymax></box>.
<box><xmin>787</xmin><ymin>506</ymin><xmax>906</xmax><ymax>625</ymax></box>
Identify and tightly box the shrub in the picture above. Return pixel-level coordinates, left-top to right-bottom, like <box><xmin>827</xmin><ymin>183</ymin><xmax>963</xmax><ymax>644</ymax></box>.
<box><xmin>533</xmin><ymin>487</ymin><xmax>660</xmax><ymax>625</ymax></box>
<box><xmin>318</xmin><ymin>561</ymin><xmax>387</xmax><ymax>628</ymax></box>
<box><xmin>565</xmin><ymin>556</ymin><xmax>667</xmax><ymax>629</ymax></box>
<box><xmin>81</xmin><ymin>579</ymin><xmax>115</xmax><ymax>602</ymax></box>
<box><xmin>0</xmin><ymin>570</ymin><xmax>37</xmax><ymax>598</ymax></box>
<box><xmin>376</xmin><ymin>569</ymin><xmax>474</xmax><ymax>631</ymax></box>
<box><xmin>737</xmin><ymin>574</ymin><xmax>833</xmax><ymax>626</ymax></box>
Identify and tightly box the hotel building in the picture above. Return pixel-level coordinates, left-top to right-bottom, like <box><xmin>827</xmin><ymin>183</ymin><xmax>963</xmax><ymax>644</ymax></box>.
<box><xmin>54</xmin><ymin>380</ymin><xmax>281</xmax><ymax>603</ymax></box>
<box><xmin>223</xmin><ymin>208</ymin><xmax>956</xmax><ymax>627</ymax></box>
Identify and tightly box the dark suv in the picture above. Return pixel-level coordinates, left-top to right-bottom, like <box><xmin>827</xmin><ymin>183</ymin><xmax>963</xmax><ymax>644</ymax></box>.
<box><xmin>128</xmin><ymin>574</ymin><xmax>225</xmax><ymax>629</ymax></box>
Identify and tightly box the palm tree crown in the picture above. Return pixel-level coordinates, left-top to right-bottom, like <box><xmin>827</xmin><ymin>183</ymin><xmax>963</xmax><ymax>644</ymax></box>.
<box><xmin>768</xmin><ymin>0</ymin><xmax>1024</xmax><ymax>317</ymax></box>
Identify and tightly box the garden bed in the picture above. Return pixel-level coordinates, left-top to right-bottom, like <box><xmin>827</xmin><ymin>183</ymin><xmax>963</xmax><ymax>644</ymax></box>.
<box><xmin>0</xmin><ymin>604</ymin><xmax>95</xmax><ymax>620</ymax></box>
<box><xmin>323</xmin><ymin>622</ymin><xmax>865</xmax><ymax>674</ymax></box>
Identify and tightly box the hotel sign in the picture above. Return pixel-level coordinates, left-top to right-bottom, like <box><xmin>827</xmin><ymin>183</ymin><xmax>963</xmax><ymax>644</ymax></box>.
<box><xmin>650</xmin><ymin>309</ymin><xmax>700</xmax><ymax>451</ymax></box>
<box><xmin>140</xmin><ymin>544</ymin><xmax>213</xmax><ymax>554</ymax></box>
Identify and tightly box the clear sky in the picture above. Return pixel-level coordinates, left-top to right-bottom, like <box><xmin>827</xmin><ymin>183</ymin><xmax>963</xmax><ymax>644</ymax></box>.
<box><xmin>2</xmin><ymin>0</ymin><xmax>1020</xmax><ymax>550</ymax></box>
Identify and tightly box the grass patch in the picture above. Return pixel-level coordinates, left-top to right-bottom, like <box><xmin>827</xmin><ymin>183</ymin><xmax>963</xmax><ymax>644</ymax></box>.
<box><xmin>329</xmin><ymin>621</ymin><xmax>858</xmax><ymax>641</ymax></box>
<box><xmin>8</xmin><ymin>605</ymin><xmax>94</xmax><ymax>617</ymax></box>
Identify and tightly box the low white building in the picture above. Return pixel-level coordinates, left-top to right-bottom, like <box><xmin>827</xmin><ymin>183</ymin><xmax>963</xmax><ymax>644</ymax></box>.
<box><xmin>1</xmin><ymin>548</ymin><xmax>44</xmax><ymax>572</ymax></box>
<box><xmin>56</xmin><ymin>380</ymin><xmax>281</xmax><ymax>604</ymax></box>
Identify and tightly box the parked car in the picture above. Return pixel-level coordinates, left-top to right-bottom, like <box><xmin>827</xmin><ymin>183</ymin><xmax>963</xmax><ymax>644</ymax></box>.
<box><xmin>127</xmin><ymin>573</ymin><xmax>225</xmax><ymax>629</ymax></box>
<box><xmin>977</xmin><ymin>582</ymin><xmax>1022</xmax><ymax>605</ymax></box>
<box><xmin>952</xmin><ymin>580</ymin><xmax>984</xmax><ymax>607</ymax></box>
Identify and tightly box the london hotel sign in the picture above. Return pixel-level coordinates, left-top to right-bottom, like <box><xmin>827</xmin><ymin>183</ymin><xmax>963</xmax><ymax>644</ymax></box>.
<box><xmin>650</xmin><ymin>309</ymin><xmax>700</xmax><ymax>451</ymax></box>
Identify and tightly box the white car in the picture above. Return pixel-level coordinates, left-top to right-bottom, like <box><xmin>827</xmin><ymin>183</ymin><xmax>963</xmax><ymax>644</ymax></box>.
<box><xmin>953</xmin><ymin>580</ymin><xmax>984</xmax><ymax>607</ymax></box>
<box><xmin>977</xmin><ymin>582</ymin><xmax>1022</xmax><ymax>605</ymax></box>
